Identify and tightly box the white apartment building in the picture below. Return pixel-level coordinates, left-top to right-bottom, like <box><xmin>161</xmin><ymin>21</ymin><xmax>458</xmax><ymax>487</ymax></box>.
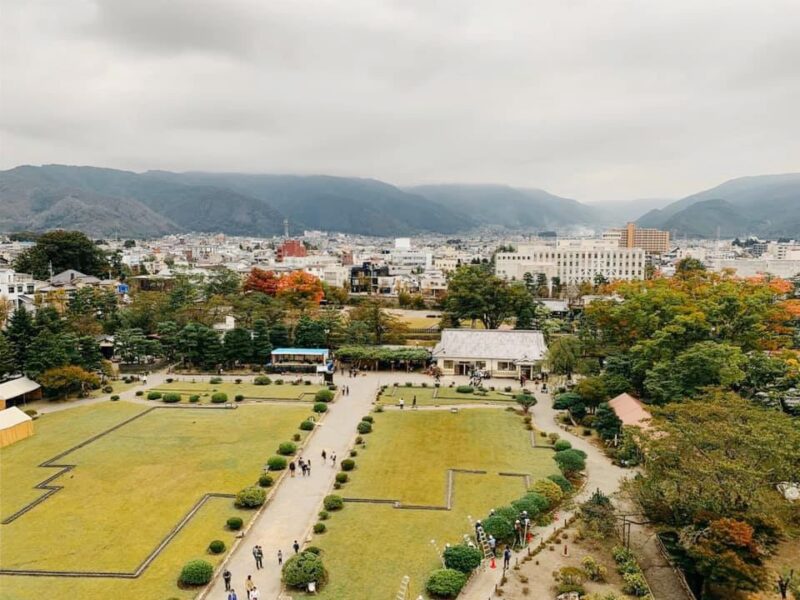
<box><xmin>0</xmin><ymin>269</ymin><xmax>38</xmax><ymax>311</ymax></box>
<box><xmin>495</xmin><ymin>239</ymin><xmax>646</xmax><ymax>284</ymax></box>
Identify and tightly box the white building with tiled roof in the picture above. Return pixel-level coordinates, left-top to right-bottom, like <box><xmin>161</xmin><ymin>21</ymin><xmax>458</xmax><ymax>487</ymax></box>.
<box><xmin>432</xmin><ymin>329</ymin><xmax>547</xmax><ymax>379</ymax></box>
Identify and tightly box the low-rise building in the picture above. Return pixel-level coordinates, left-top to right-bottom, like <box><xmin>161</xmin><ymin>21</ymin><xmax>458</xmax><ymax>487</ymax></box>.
<box><xmin>432</xmin><ymin>329</ymin><xmax>547</xmax><ymax>379</ymax></box>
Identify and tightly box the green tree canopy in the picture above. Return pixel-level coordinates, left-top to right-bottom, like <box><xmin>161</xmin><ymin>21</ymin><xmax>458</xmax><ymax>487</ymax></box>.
<box><xmin>14</xmin><ymin>230</ymin><xmax>109</xmax><ymax>280</ymax></box>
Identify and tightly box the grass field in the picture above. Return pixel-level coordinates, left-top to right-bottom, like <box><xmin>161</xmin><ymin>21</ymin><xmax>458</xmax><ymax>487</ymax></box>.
<box><xmin>377</xmin><ymin>385</ymin><xmax>521</xmax><ymax>406</ymax></box>
<box><xmin>309</xmin><ymin>409</ymin><xmax>556</xmax><ymax>599</ymax></box>
<box><xmin>149</xmin><ymin>380</ymin><xmax>328</xmax><ymax>402</ymax></box>
<box><xmin>0</xmin><ymin>401</ymin><xmax>312</xmax><ymax>600</ymax></box>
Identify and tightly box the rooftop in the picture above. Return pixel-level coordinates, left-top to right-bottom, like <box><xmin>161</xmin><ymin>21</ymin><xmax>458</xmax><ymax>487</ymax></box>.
<box><xmin>433</xmin><ymin>329</ymin><xmax>547</xmax><ymax>361</ymax></box>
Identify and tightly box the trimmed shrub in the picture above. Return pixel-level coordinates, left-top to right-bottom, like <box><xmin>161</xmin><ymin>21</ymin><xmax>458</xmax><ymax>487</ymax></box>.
<box><xmin>24</xmin><ymin>409</ymin><xmax>37</xmax><ymax>417</ymax></box>
<box><xmin>275</xmin><ymin>379</ymin><xmax>284</xmax><ymax>385</ymax></box>
<box><xmin>426</xmin><ymin>568</ymin><xmax>467</xmax><ymax>598</ymax></box>
<box><xmin>482</xmin><ymin>515</ymin><xmax>515</xmax><ymax>544</ymax></box>
<box><xmin>313</xmin><ymin>522</ymin><xmax>326</xmax><ymax>534</ymax></box>
<box><xmin>357</xmin><ymin>421</ymin><xmax>372</xmax><ymax>434</ymax></box>
<box><xmin>135</xmin><ymin>390</ymin><xmax>144</xmax><ymax>396</ymax></box>
<box><xmin>267</xmin><ymin>456</ymin><xmax>288</xmax><ymax>471</ymax></box>
<box><xmin>318</xmin><ymin>510</ymin><xmax>329</xmax><ymax>520</ymax></box>
<box><xmin>210</xmin><ymin>377</ymin><xmax>223</xmax><ymax>384</ymax></box>
<box><xmin>349</xmin><ymin>450</ymin><xmax>358</xmax><ymax>457</ymax></box>
<box><xmin>443</xmin><ymin>544</ymin><xmax>483</xmax><ymax>573</ymax></box>
<box><xmin>278</xmin><ymin>441</ymin><xmax>298</xmax><ymax>456</ymax></box>
<box><xmin>554</xmin><ymin>439</ymin><xmax>572</xmax><ymax>452</ymax></box>
<box><xmin>340</xmin><ymin>459</ymin><xmax>355</xmax><ymax>471</ymax></box>
<box><xmin>335</xmin><ymin>472</ymin><xmax>349</xmax><ymax>484</ymax></box>
<box><xmin>226</xmin><ymin>516</ymin><xmax>243</xmax><ymax>530</ymax></box>
<box><xmin>162</xmin><ymin>392</ymin><xmax>181</xmax><ymax>403</ymax></box>
<box><xmin>315</xmin><ymin>389</ymin><xmax>334</xmax><ymax>403</ymax></box>
<box><xmin>405</xmin><ymin>382</ymin><xmax>413</xmax><ymax>387</ymax></box>
<box><xmin>179</xmin><ymin>560</ymin><xmax>214</xmax><ymax>585</ymax></box>
<box><xmin>313</xmin><ymin>402</ymin><xmax>328</xmax><ymax>413</ymax></box>
<box><xmin>554</xmin><ymin>449</ymin><xmax>587</xmax><ymax>476</ymax></box>
<box><xmin>235</xmin><ymin>486</ymin><xmax>266</xmax><ymax>508</ymax></box>
<box><xmin>211</xmin><ymin>392</ymin><xmax>228</xmax><ymax>404</ymax></box>
<box><xmin>165</xmin><ymin>378</ymin><xmax>174</xmax><ymax>383</ymax></box>
<box><xmin>323</xmin><ymin>495</ymin><xmax>344</xmax><ymax>511</ymax></box>
<box><xmin>512</xmin><ymin>497</ymin><xmax>543</xmax><ymax>518</ymax></box>
<box><xmin>622</xmin><ymin>572</ymin><xmax>650</xmax><ymax>596</ymax></box>
<box><xmin>293</xmin><ymin>433</ymin><xmax>301</xmax><ymax>442</ymax></box>
<box><xmin>110</xmin><ymin>395</ymin><xmax>120</xmax><ymax>401</ymax></box>
<box><xmin>355</xmin><ymin>436</ymin><xmax>363</xmax><ymax>444</ymax></box>
<box><xmin>305</xmin><ymin>380</ymin><xmax>312</xmax><ymax>386</ymax></box>
<box><xmin>147</xmin><ymin>391</ymin><xmax>162</xmax><ymax>400</ymax></box>
<box><xmin>235</xmin><ymin>378</ymin><xmax>242</xmax><ymax>384</ymax></box>
<box><xmin>494</xmin><ymin>505</ymin><xmax>518</xmax><ymax>523</ymax></box>
<box><xmin>305</xmin><ymin>546</ymin><xmax>322</xmax><ymax>555</ymax></box>
<box><xmin>361</xmin><ymin>415</ymin><xmax>374</xmax><ymax>423</ymax></box>
<box><xmin>103</xmin><ymin>385</ymin><xmax>113</xmax><ymax>393</ymax></box>
<box><xmin>254</xmin><ymin>375</ymin><xmax>272</xmax><ymax>385</ymax></box>
<box><xmin>282</xmin><ymin>551</ymin><xmax>326</xmax><ymax>589</ymax></box>
<box><xmin>547</xmin><ymin>473</ymin><xmax>574</xmax><ymax>493</ymax></box>
<box><xmin>455</xmin><ymin>385</ymin><xmax>474</xmax><ymax>394</ymax></box>
<box><xmin>530</xmin><ymin>479</ymin><xmax>564</xmax><ymax>507</ymax></box>
<box><xmin>299</xmin><ymin>420</ymin><xmax>315</xmax><ymax>431</ymax></box>
<box><xmin>234</xmin><ymin>394</ymin><xmax>245</xmax><ymax>402</ymax></box>
<box><xmin>333</xmin><ymin>482</ymin><xmax>341</xmax><ymax>490</ymax></box>
<box><xmin>523</xmin><ymin>491</ymin><xmax>550</xmax><ymax>513</ymax></box>
<box><xmin>189</xmin><ymin>394</ymin><xmax>200</xmax><ymax>403</ymax></box>
<box><xmin>208</xmin><ymin>539</ymin><xmax>226</xmax><ymax>554</ymax></box>
<box><xmin>259</xmin><ymin>474</ymin><xmax>274</xmax><ymax>487</ymax></box>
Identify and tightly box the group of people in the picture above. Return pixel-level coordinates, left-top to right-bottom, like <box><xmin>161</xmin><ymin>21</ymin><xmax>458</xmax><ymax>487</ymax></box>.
<box><xmin>396</xmin><ymin>396</ymin><xmax>418</xmax><ymax>410</ymax></box>
<box><xmin>221</xmin><ymin>540</ymin><xmax>303</xmax><ymax>599</ymax></box>
<box><xmin>474</xmin><ymin>520</ymin><xmax>513</xmax><ymax>570</ymax></box>
<box><xmin>288</xmin><ymin>456</ymin><xmax>312</xmax><ymax>477</ymax></box>
<box><xmin>320</xmin><ymin>449</ymin><xmax>337</xmax><ymax>466</ymax></box>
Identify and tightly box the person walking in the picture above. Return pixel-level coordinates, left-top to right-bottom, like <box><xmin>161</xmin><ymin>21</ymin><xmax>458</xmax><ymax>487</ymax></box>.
<box><xmin>307</xmin><ymin>459</ymin><xmax>312</xmax><ymax>475</ymax></box>
<box><xmin>399</xmin><ymin>398</ymin><xmax>404</xmax><ymax>410</ymax></box>
<box><xmin>254</xmin><ymin>545</ymin><xmax>263</xmax><ymax>569</ymax></box>
<box><xmin>412</xmin><ymin>395</ymin><xmax>417</xmax><ymax>409</ymax></box>
<box><xmin>293</xmin><ymin>540</ymin><xmax>300</xmax><ymax>554</ymax></box>
<box><xmin>503</xmin><ymin>546</ymin><xmax>512</xmax><ymax>570</ymax></box>
<box><xmin>322</xmin><ymin>449</ymin><xmax>327</xmax><ymax>462</ymax></box>
<box><xmin>277</xmin><ymin>549</ymin><xmax>283</xmax><ymax>566</ymax></box>
<box><xmin>223</xmin><ymin>569</ymin><xmax>232</xmax><ymax>591</ymax></box>
<box><xmin>331</xmin><ymin>452</ymin><xmax>336</xmax><ymax>467</ymax></box>
<box><xmin>289</xmin><ymin>460</ymin><xmax>296</xmax><ymax>478</ymax></box>
<box><xmin>227</xmin><ymin>589</ymin><xmax>238</xmax><ymax>600</ymax></box>
<box><xmin>245</xmin><ymin>575</ymin><xmax>255</xmax><ymax>599</ymax></box>
<box><xmin>488</xmin><ymin>535</ymin><xmax>497</xmax><ymax>557</ymax></box>
<box><xmin>250</xmin><ymin>586</ymin><xmax>260</xmax><ymax>600</ymax></box>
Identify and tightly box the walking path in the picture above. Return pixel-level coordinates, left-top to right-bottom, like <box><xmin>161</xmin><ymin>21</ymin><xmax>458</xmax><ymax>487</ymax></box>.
<box><xmin>461</xmin><ymin>386</ymin><xmax>691</xmax><ymax>600</ymax></box>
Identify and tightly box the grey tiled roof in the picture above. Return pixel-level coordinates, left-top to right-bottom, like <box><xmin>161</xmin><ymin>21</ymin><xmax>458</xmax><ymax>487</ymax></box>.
<box><xmin>433</xmin><ymin>329</ymin><xmax>547</xmax><ymax>361</ymax></box>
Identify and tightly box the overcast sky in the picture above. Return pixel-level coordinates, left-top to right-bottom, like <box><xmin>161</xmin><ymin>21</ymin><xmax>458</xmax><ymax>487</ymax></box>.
<box><xmin>1</xmin><ymin>0</ymin><xmax>798</xmax><ymax>202</ymax></box>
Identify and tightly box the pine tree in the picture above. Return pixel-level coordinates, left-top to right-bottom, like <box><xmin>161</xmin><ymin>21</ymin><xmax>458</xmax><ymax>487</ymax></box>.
<box><xmin>252</xmin><ymin>320</ymin><xmax>273</xmax><ymax>364</ymax></box>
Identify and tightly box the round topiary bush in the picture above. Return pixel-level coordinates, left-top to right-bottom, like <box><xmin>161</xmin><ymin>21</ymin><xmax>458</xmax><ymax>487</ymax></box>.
<box><xmin>147</xmin><ymin>391</ymin><xmax>162</xmax><ymax>400</ymax></box>
<box><xmin>313</xmin><ymin>522</ymin><xmax>326</xmax><ymax>534</ymax></box>
<box><xmin>235</xmin><ymin>378</ymin><xmax>242</xmax><ymax>384</ymax></box>
<box><xmin>234</xmin><ymin>394</ymin><xmax>245</xmax><ymax>402</ymax></box>
<box><xmin>162</xmin><ymin>392</ymin><xmax>181</xmax><ymax>403</ymax></box>
<box><xmin>226</xmin><ymin>516</ymin><xmax>243</xmax><ymax>530</ymax></box>
<box><xmin>547</xmin><ymin>473</ymin><xmax>574</xmax><ymax>493</ymax></box>
<box><xmin>443</xmin><ymin>544</ymin><xmax>483</xmax><ymax>573</ymax></box>
<box><xmin>323</xmin><ymin>494</ymin><xmax>344</xmax><ymax>511</ymax></box>
<box><xmin>189</xmin><ymin>394</ymin><xmax>200</xmax><ymax>403</ymax></box>
<box><xmin>318</xmin><ymin>510</ymin><xmax>329</xmax><ymax>520</ymax></box>
<box><xmin>211</xmin><ymin>392</ymin><xmax>228</xmax><ymax>404</ymax></box>
<box><xmin>259</xmin><ymin>474</ymin><xmax>274</xmax><ymax>487</ymax></box>
<box><xmin>103</xmin><ymin>385</ymin><xmax>113</xmax><ymax>393</ymax></box>
<box><xmin>315</xmin><ymin>389</ymin><xmax>334</xmax><ymax>403</ymax></box>
<box><xmin>554</xmin><ymin>439</ymin><xmax>573</xmax><ymax>452</ymax></box>
<box><xmin>313</xmin><ymin>402</ymin><xmax>328</xmax><ymax>413</ymax></box>
<box><xmin>554</xmin><ymin>449</ymin><xmax>587</xmax><ymax>477</ymax></box>
<box><xmin>254</xmin><ymin>375</ymin><xmax>272</xmax><ymax>385</ymax></box>
<box><xmin>165</xmin><ymin>378</ymin><xmax>174</xmax><ymax>383</ymax></box>
<box><xmin>340</xmin><ymin>459</ymin><xmax>355</xmax><ymax>471</ymax></box>
<box><xmin>357</xmin><ymin>421</ymin><xmax>372</xmax><ymax>434</ymax></box>
<box><xmin>511</xmin><ymin>496</ymin><xmax>543</xmax><ymax>518</ymax></box>
<box><xmin>335</xmin><ymin>472</ymin><xmax>348</xmax><ymax>484</ymax></box>
<box><xmin>208</xmin><ymin>539</ymin><xmax>226</xmax><ymax>554</ymax></box>
<box><xmin>135</xmin><ymin>390</ymin><xmax>144</xmax><ymax>396</ymax></box>
<box><xmin>300</xmin><ymin>420</ymin><xmax>315</xmax><ymax>431</ymax></box>
<box><xmin>282</xmin><ymin>551</ymin><xmax>326</xmax><ymax>589</ymax></box>
<box><xmin>530</xmin><ymin>478</ymin><xmax>564</xmax><ymax>507</ymax></box>
<box><xmin>361</xmin><ymin>415</ymin><xmax>374</xmax><ymax>423</ymax></box>
<box><xmin>278</xmin><ymin>441</ymin><xmax>297</xmax><ymax>456</ymax></box>
<box><xmin>210</xmin><ymin>377</ymin><xmax>223</xmax><ymax>384</ymax></box>
<box><xmin>110</xmin><ymin>395</ymin><xmax>120</xmax><ymax>401</ymax></box>
<box><xmin>305</xmin><ymin>546</ymin><xmax>322</xmax><ymax>555</ymax></box>
<box><xmin>179</xmin><ymin>559</ymin><xmax>214</xmax><ymax>585</ymax></box>
<box><xmin>275</xmin><ymin>379</ymin><xmax>284</xmax><ymax>385</ymax></box>
<box><xmin>482</xmin><ymin>515</ymin><xmax>515</xmax><ymax>544</ymax></box>
<box><xmin>293</xmin><ymin>433</ymin><xmax>301</xmax><ymax>441</ymax></box>
<box><xmin>455</xmin><ymin>385</ymin><xmax>474</xmax><ymax>394</ymax></box>
<box><xmin>523</xmin><ymin>491</ymin><xmax>551</xmax><ymax>513</ymax></box>
<box><xmin>267</xmin><ymin>455</ymin><xmax>288</xmax><ymax>471</ymax></box>
<box><xmin>349</xmin><ymin>450</ymin><xmax>358</xmax><ymax>457</ymax></box>
<box><xmin>426</xmin><ymin>568</ymin><xmax>467</xmax><ymax>598</ymax></box>
<box><xmin>235</xmin><ymin>486</ymin><xmax>266</xmax><ymax>508</ymax></box>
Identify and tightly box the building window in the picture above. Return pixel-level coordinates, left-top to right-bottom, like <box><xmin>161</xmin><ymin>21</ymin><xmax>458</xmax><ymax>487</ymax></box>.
<box><xmin>497</xmin><ymin>361</ymin><xmax>513</xmax><ymax>371</ymax></box>
<box><xmin>443</xmin><ymin>360</ymin><xmax>454</xmax><ymax>369</ymax></box>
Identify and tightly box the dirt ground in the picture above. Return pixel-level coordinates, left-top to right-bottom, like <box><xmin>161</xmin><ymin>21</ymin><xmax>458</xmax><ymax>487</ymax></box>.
<box><xmin>497</xmin><ymin>520</ymin><xmax>627</xmax><ymax>599</ymax></box>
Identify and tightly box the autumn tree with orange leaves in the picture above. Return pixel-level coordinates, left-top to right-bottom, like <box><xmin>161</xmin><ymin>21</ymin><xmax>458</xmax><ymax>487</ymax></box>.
<box><xmin>243</xmin><ymin>268</ymin><xmax>324</xmax><ymax>309</ymax></box>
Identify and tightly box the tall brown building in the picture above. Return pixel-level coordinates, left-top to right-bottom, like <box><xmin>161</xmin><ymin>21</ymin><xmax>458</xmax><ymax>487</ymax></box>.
<box><xmin>607</xmin><ymin>223</ymin><xmax>670</xmax><ymax>254</ymax></box>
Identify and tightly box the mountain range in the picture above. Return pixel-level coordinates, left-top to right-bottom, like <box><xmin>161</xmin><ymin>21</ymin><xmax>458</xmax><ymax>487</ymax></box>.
<box><xmin>0</xmin><ymin>165</ymin><xmax>798</xmax><ymax>238</ymax></box>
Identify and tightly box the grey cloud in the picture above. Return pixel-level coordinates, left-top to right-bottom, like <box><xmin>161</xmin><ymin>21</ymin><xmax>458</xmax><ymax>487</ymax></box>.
<box><xmin>0</xmin><ymin>0</ymin><xmax>798</xmax><ymax>201</ymax></box>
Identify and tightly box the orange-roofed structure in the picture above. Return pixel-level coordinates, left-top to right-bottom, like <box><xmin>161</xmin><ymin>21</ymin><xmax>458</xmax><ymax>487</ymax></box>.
<box><xmin>608</xmin><ymin>393</ymin><xmax>652</xmax><ymax>429</ymax></box>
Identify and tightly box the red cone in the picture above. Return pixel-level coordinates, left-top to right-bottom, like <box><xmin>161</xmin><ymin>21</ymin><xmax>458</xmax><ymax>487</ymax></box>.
<box><xmin>490</xmin><ymin>557</ymin><xmax>496</xmax><ymax>569</ymax></box>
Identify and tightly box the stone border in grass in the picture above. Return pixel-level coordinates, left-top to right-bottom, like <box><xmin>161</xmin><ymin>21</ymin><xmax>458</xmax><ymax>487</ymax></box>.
<box><xmin>0</xmin><ymin>403</ymin><xmax>314</xmax><ymax>580</ymax></box>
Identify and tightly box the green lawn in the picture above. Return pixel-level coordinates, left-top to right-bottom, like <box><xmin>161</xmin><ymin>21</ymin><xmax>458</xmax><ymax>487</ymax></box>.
<box><xmin>0</xmin><ymin>401</ymin><xmax>312</xmax><ymax>600</ymax></box>
<box><xmin>377</xmin><ymin>385</ymin><xmax>521</xmax><ymax>406</ymax></box>
<box><xmin>149</xmin><ymin>380</ymin><xmax>328</xmax><ymax>402</ymax></box>
<box><xmin>308</xmin><ymin>409</ymin><xmax>556</xmax><ymax>599</ymax></box>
